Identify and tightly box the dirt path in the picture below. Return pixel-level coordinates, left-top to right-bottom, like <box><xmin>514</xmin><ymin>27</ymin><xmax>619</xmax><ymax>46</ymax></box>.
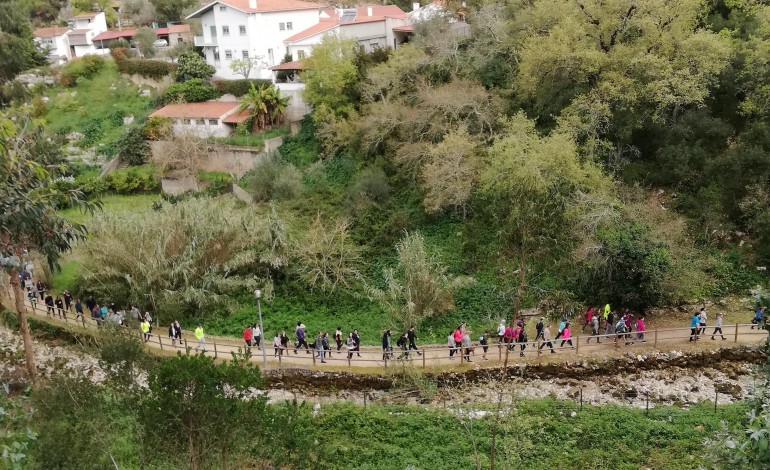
<box><xmin>19</xmin><ymin>298</ymin><xmax>768</xmax><ymax>372</ymax></box>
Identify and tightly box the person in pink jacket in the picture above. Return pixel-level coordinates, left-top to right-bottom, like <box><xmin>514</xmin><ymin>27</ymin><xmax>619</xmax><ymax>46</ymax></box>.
<box><xmin>560</xmin><ymin>321</ymin><xmax>574</xmax><ymax>348</ymax></box>
<box><xmin>636</xmin><ymin>316</ymin><xmax>646</xmax><ymax>342</ymax></box>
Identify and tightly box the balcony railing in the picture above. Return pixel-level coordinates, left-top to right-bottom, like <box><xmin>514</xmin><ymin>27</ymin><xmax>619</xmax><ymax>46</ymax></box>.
<box><xmin>193</xmin><ymin>35</ymin><xmax>217</xmax><ymax>47</ymax></box>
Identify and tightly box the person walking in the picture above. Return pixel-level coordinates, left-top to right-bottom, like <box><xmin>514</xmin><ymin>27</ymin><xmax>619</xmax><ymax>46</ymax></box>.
<box><xmin>636</xmin><ymin>315</ymin><xmax>646</xmax><ymax>342</ymax></box>
<box><xmin>517</xmin><ymin>325</ymin><xmax>528</xmax><ymax>357</ymax></box>
<box><xmin>603</xmin><ymin>303</ymin><xmax>611</xmax><ymax>321</ymax></box>
<box><xmin>497</xmin><ymin>320</ymin><xmax>506</xmax><ymax>344</ymax></box>
<box><xmin>504</xmin><ymin>323</ymin><xmax>515</xmax><ymax>351</ymax></box>
<box><xmin>582</xmin><ymin>307</ymin><xmax>593</xmax><ymax>332</ymax></box>
<box><xmin>453</xmin><ymin>325</ymin><xmax>464</xmax><ymax>355</ymax></box>
<box><xmin>396</xmin><ymin>332</ymin><xmax>410</xmax><ymax>360</ymax></box>
<box><xmin>448</xmin><ymin>330</ymin><xmax>456</xmax><ymax>359</ymax></box>
<box><xmin>346</xmin><ymin>332</ymin><xmax>356</xmax><ymax>360</ymax></box>
<box><xmin>74</xmin><ymin>298</ymin><xmax>84</xmax><ymax>322</ymax></box>
<box><xmin>243</xmin><ymin>324</ymin><xmax>253</xmax><ymax>349</ymax></box>
<box><xmin>712</xmin><ymin>312</ymin><xmax>726</xmax><ymax>340</ymax></box>
<box><xmin>480</xmin><ymin>330</ymin><xmax>489</xmax><ymax>360</ymax></box>
<box><xmin>539</xmin><ymin>325</ymin><xmax>556</xmax><ymax>353</ymax></box>
<box><xmin>587</xmin><ymin>314</ymin><xmax>601</xmax><ymax>344</ymax></box>
<box><xmin>44</xmin><ymin>293</ymin><xmax>54</xmax><ymax>316</ymax></box>
<box><xmin>555</xmin><ymin>318</ymin><xmax>567</xmax><ymax>341</ymax></box>
<box><xmin>168</xmin><ymin>322</ymin><xmax>179</xmax><ymax>347</ymax></box>
<box><xmin>560</xmin><ymin>322</ymin><xmax>574</xmax><ymax>349</ymax></box>
<box><xmin>752</xmin><ymin>306</ymin><xmax>764</xmax><ymax>329</ymax></box>
<box><xmin>535</xmin><ymin>317</ymin><xmax>544</xmax><ymax>341</ymax></box>
<box><xmin>29</xmin><ymin>284</ymin><xmax>38</xmax><ymax>306</ymax></box>
<box><xmin>322</xmin><ymin>332</ymin><xmax>331</xmax><ymax>360</ymax></box>
<box><xmin>144</xmin><ymin>312</ymin><xmax>153</xmax><ymax>335</ymax></box>
<box><xmin>273</xmin><ymin>332</ymin><xmax>281</xmax><ymax>357</ymax></box>
<box><xmin>352</xmin><ymin>329</ymin><xmax>361</xmax><ymax>357</ymax></box>
<box><xmin>173</xmin><ymin>321</ymin><xmax>182</xmax><ymax>345</ymax></box>
<box><xmin>315</xmin><ymin>332</ymin><xmax>326</xmax><ymax>364</ymax></box>
<box><xmin>407</xmin><ymin>325</ymin><xmax>422</xmax><ymax>355</ymax></box>
<box><xmin>698</xmin><ymin>307</ymin><xmax>708</xmax><ymax>336</ymax></box>
<box><xmin>689</xmin><ymin>311</ymin><xmax>700</xmax><ymax>342</ymax></box>
<box><xmin>382</xmin><ymin>329</ymin><xmax>393</xmax><ymax>361</ymax></box>
<box><xmin>335</xmin><ymin>327</ymin><xmax>343</xmax><ymax>353</ymax></box>
<box><xmin>141</xmin><ymin>318</ymin><xmax>151</xmax><ymax>342</ymax></box>
<box><xmin>462</xmin><ymin>331</ymin><xmax>473</xmax><ymax>362</ymax></box>
<box><xmin>54</xmin><ymin>295</ymin><xmax>65</xmax><ymax>319</ymax></box>
<box><xmin>36</xmin><ymin>281</ymin><xmax>45</xmax><ymax>301</ymax></box>
<box><xmin>280</xmin><ymin>330</ymin><xmax>289</xmax><ymax>357</ymax></box>
<box><xmin>63</xmin><ymin>290</ymin><xmax>72</xmax><ymax>312</ymax></box>
<box><xmin>605</xmin><ymin>310</ymin><xmax>616</xmax><ymax>335</ymax></box>
<box><xmin>253</xmin><ymin>323</ymin><xmax>262</xmax><ymax>349</ymax></box>
<box><xmin>294</xmin><ymin>323</ymin><xmax>309</xmax><ymax>354</ymax></box>
<box><xmin>194</xmin><ymin>323</ymin><xmax>205</xmax><ymax>351</ymax></box>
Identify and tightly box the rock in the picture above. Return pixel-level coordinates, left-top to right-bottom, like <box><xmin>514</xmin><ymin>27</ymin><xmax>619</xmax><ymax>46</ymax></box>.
<box><xmin>668</xmin><ymin>351</ymin><xmax>683</xmax><ymax>360</ymax></box>
<box><xmin>123</xmin><ymin>115</ymin><xmax>135</xmax><ymax>125</ymax></box>
<box><xmin>66</xmin><ymin>131</ymin><xmax>84</xmax><ymax>141</ymax></box>
<box><xmin>140</xmin><ymin>89</ymin><xmax>151</xmax><ymax>97</ymax></box>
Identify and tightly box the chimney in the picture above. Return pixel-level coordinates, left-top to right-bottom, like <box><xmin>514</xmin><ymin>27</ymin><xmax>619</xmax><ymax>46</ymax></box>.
<box><xmin>412</xmin><ymin>2</ymin><xmax>420</xmax><ymax>11</ymax></box>
<box><xmin>367</xmin><ymin>6</ymin><xmax>373</xmax><ymax>16</ymax></box>
<box><xmin>248</xmin><ymin>0</ymin><xmax>256</xmax><ymax>9</ymax></box>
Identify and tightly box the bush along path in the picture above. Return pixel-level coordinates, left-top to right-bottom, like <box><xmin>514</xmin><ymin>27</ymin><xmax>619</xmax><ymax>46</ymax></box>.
<box><xmin>15</xmin><ymin>295</ymin><xmax>769</xmax><ymax>372</ymax></box>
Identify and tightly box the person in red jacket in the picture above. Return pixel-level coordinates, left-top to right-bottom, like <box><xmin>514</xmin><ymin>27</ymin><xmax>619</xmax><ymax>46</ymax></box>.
<box><xmin>243</xmin><ymin>324</ymin><xmax>253</xmax><ymax>348</ymax></box>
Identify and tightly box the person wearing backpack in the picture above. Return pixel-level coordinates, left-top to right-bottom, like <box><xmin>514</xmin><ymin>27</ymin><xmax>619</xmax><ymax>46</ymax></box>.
<box><xmin>382</xmin><ymin>329</ymin><xmax>393</xmax><ymax>361</ymax></box>
<box><xmin>615</xmin><ymin>318</ymin><xmax>627</xmax><ymax>345</ymax></box>
<box><xmin>517</xmin><ymin>327</ymin><xmax>528</xmax><ymax>357</ymax></box>
<box><xmin>559</xmin><ymin>322</ymin><xmax>574</xmax><ymax>349</ymax></box>
<box><xmin>587</xmin><ymin>314</ymin><xmax>601</xmax><ymax>344</ymax></box>
<box><xmin>479</xmin><ymin>331</ymin><xmax>489</xmax><ymax>360</ymax></box>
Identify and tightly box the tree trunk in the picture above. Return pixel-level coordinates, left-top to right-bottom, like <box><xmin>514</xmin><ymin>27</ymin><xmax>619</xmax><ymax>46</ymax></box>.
<box><xmin>9</xmin><ymin>269</ymin><xmax>37</xmax><ymax>384</ymax></box>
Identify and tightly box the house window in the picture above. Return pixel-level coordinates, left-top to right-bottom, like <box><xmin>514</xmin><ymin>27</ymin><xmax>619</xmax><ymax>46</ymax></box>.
<box><xmin>224</xmin><ymin>50</ymin><xmax>232</xmax><ymax>60</ymax></box>
<box><xmin>286</xmin><ymin>22</ymin><xmax>293</xmax><ymax>30</ymax></box>
<box><xmin>208</xmin><ymin>119</ymin><xmax>218</xmax><ymax>125</ymax></box>
<box><xmin>239</xmin><ymin>25</ymin><xmax>246</xmax><ymax>35</ymax></box>
<box><xmin>219</xmin><ymin>5</ymin><xmax>226</xmax><ymax>11</ymax></box>
<box><xmin>222</xmin><ymin>26</ymin><xmax>229</xmax><ymax>36</ymax></box>
<box><xmin>297</xmin><ymin>50</ymin><xmax>305</xmax><ymax>59</ymax></box>
<box><xmin>183</xmin><ymin>118</ymin><xmax>191</xmax><ymax>125</ymax></box>
<box><xmin>178</xmin><ymin>37</ymin><xmax>184</xmax><ymax>44</ymax></box>
<box><xmin>196</xmin><ymin>119</ymin><xmax>205</xmax><ymax>125</ymax></box>
<box><xmin>279</xmin><ymin>22</ymin><xmax>285</xmax><ymax>31</ymax></box>
<box><xmin>268</xmin><ymin>48</ymin><xmax>274</xmax><ymax>64</ymax></box>
<box><xmin>214</xmin><ymin>50</ymin><xmax>220</xmax><ymax>61</ymax></box>
<box><xmin>242</xmin><ymin>50</ymin><xmax>249</xmax><ymax>59</ymax></box>
<box><xmin>359</xmin><ymin>44</ymin><xmax>365</xmax><ymax>53</ymax></box>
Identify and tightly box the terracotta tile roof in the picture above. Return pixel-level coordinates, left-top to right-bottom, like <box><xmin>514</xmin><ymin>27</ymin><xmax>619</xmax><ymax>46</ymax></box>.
<box><xmin>286</xmin><ymin>5</ymin><xmax>407</xmax><ymax>43</ymax></box>
<box><xmin>73</xmin><ymin>12</ymin><xmax>100</xmax><ymax>18</ymax></box>
<box><xmin>168</xmin><ymin>24</ymin><xmax>191</xmax><ymax>33</ymax></box>
<box><xmin>149</xmin><ymin>102</ymin><xmax>240</xmax><ymax>119</ymax></box>
<box><xmin>92</xmin><ymin>29</ymin><xmax>136</xmax><ymax>41</ymax></box>
<box><xmin>34</xmin><ymin>27</ymin><xmax>71</xmax><ymax>38</ymax></box>
<box><xmin>188</xmin><ymin>0</ymin><xmax>320</xmax><ymax>18</ymax></box>
<box><xmin>392</xmin><ymin>25</ymin><xmax>414</xmax><ymax>32</ymax></box>
<box><xmin>269</xmin><ymin>59</ymin><xmax>306</xmax><ymax>71</ymax></box>
<box><xmin>222</xmin><ymin>109</ymin><xmax>250</xmax><ymax>124</ymax></box>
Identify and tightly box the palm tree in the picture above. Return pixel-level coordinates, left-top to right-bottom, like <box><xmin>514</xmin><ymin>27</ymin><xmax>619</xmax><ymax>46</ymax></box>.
<box><xmin>237</xmin><ymin>83</ymin><xmax>291</xmax><ymax>131</ymax></box>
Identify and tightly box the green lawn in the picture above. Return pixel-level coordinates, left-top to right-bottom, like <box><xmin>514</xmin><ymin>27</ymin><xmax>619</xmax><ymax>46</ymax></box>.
<box><xmin>59</xmin><ymin>193</ymin><xmax>161</xmax><ymax>225</ymax></box>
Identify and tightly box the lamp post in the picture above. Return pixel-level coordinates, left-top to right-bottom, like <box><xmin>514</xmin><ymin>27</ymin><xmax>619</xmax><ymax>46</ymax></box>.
<box><xmin>254</xmin><ymin>289</ymin><xmax>267</xmax><ymax>369</ymax></box>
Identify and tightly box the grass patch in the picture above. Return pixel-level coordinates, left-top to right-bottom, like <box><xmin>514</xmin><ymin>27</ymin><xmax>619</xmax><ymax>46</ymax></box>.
<box><xmin>44</xmin><ymin>61</ymin><xmax>155</xmax><ymax>153</ymax></box>
<box><xmin>210</xmin><ymin>126</ymin><xmax>290</xmax><ymax>149</ymax></box>
<box><xmin>60</xmin><ymin>193</ymin><xmax>161</xmax><ymax>225</ymax></box>
<box><xmin>50</xmin><ymin>260</ymin><xmax>80</xmax><ymax>293</ymax></box>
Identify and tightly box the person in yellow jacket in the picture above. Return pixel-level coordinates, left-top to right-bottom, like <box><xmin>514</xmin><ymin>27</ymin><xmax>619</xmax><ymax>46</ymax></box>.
<box><xmin>194</xmin><ymin>323</ymin><xmax>205</xmax><ymax>351</ymax></box>
<box><xmin>140</xmin><ymin>319</ymin><xmax>151</xmax><ymax>342</ymax></box>
<box><xmin>603</xmin><ymin>304</ymin><xmax>611</xmax><ymax>320</ymax></box>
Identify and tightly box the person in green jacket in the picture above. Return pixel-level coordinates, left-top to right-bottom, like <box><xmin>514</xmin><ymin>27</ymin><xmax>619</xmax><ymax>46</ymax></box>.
<box><xmin>603</xmin><ymin>304</ymin><xmax>611</xmax><ymax>320</ymax></box>
<box><xmin>140</xmin><ymin>319</ymin><xmax>151</xmax><ymax>342</ymax></box>
<box><xmin>194</xmin><ymin>323</ymin><xmax>205</xmax><ymax>352</ymax></box>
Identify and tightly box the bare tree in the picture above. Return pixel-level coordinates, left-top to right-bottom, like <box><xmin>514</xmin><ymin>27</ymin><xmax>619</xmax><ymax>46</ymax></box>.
<box><xmin>155</xmin><ymin>132</ymin><xmax>210</xmax><ymax>192</ymax></box>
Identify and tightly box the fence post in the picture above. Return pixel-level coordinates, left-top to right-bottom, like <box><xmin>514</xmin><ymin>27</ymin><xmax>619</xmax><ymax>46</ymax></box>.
<box><xmin>459</xmin><ymin>346</ymin><xmax>463</xmax><ymax>364</ymax></box>
<box><xmin>714</xmin><ymin>388</ymin><xmax>718</xmax><ymax>412</ymax></box>
<box><xmin>383</xmin><ymin>353</ymin><xmax>387</xmax><ymax>368</ymax></box>
<box><xmin>498</xmin><ymin>344</ymin><xmax>502</xmax><ymax>361</ymax></box>
<box><xmin>278</xmin><ymin>351</ymin><xmax>282</xmax><ymax>365</ymax></box>
<box><xmin>653</xmin><ymin>329</ymin><xmax>658</xmax><ymax>349</ymax></box>
<box><xmin>734</xmin><ymin>323</ymin><xmax>739</xmax><ymax>343</ymax></box>
<box><xmin>312</xmin><ymin>351</ymin><xmax>316</xmax><ymax>367</ymax></box>
<box><xmin>579</xmin><ymin>387</ymin><xmax>583</xmax><ymax>412</ymax></box>
<box><xmin>348</xmin><ymin>353</ymin><xmax>351</xmax><ymax>368</ymax></box>
<box><xmin>213</xmin><ymin>342</ymin><xmax>217</xmax><ymax>359</ymax></box>
<box><xmin>575</xmin><ymin>336</ymin><xmax>580</xmax><ymax>356</ymax></box>
<box><xmin>422</xmin><ymin>348</ymin><xmax>426</xmax><ymax>368</ymax></box>
<box><xmin>158</xmin><ymin>335</ymin><xmax>163</xmax><ymax>350</ymax></box>
<box><xmin>537</xmin><ymin>340</ymin><xmax>541</xmax><ymax>356</ymax></box>
<box><xmin>184</xmin><ymin>338</ymin><xmax>188</xmax><ymax>350</ymax></box>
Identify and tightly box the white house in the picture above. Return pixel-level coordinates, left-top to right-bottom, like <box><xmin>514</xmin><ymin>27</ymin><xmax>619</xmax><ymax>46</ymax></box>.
<box><xmin>187</xmin><ymin>0</ymin><xmax>323</xmax><ymax>80</ymax></box>
<box><xmin>66</xmin><ymin>12</ymin><xmax>109</xmax><ymax>57</ymax></box>
<box><xmin>33</xmin><ymin>27</ymin><xmax>72</xmax><ymax>64</ymax></box>
<box><xmin>148</xmin><ymin>101</ymin><xmax>249</xmax><ymax>138</ymax></box>
<box><xmin>284</xmin><ymin>5</ymin><xmax>409</xmax><ymax>59</ymax></box>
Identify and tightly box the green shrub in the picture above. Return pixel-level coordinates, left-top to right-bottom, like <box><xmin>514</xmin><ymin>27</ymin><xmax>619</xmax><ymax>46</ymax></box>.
<box><xmin>241</xmin><ymin>159</ymin><xmax>302</xmax><ymax>202</ymax></box>
<box><xmin>79</xmin><ymin>119</ymin><xmax>104</xmax><ymax>147</ymax></box>
<box><xmin>164</xmin><ymin>78</ymin><xmax>220</xmax><ymax>103</ymax></box>
<box><xmin>116</xmin><ymin>58</ymin><xmax>177</xmax><ymax>79</ymax></box>
<box><xmin>59</xmin><ymin>55</ymin><xmax>106</xmax><ymax>86</ymax></box>
<box><xmin>277</xmin><ymin>115</ymin><xmax>320</xmax><ymax>167</ymax></box>
<box><xmin>142</xmin><ymin>116</ymin><xmax>172</xmax><ymax>140</ymax></box>
<box><xmin>212</xmin><ymin>78</ymin><xmax>272</xmax><ymax>97</ymax></box>
<box><xmin>174</xmin><ymin>51</ymin><xmax>215</xmax><ymax>82</ymax></box>
<box><xmin>108</xmin><ymin>38</ymin><xmax>130</xmax><ymax>49</ymax></box>
<box><xmin>116</xmin><ymin>126</ymin><xmax>150</xmax><ymax>166</ymax></box>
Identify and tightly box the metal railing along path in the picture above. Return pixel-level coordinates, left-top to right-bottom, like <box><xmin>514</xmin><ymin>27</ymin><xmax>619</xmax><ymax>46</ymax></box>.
<box><xmin>16</xmin><ymin>298</ymin><xmax>769</xmax><ymax>370</ymax></box>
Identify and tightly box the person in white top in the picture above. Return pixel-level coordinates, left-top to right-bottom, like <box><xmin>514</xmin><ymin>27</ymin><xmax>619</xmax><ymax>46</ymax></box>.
<box><xmin>252</xmin><ymin>323</ymin><xmax>262</xmax><ymax>348</ymax></box>
<box><xmin>497</xmin><ymin>320</ymin><xmax>505</xmax><ymax>344</ymax></box>
<box><xmin>711</xmin><ymin>312</ymin><xmax>726</xmax><ymax>340</ymax></box>
<box><xmin>698</xmin><ymin>307</ymin><xmax>708</xmax><ymax>335</ymax></box>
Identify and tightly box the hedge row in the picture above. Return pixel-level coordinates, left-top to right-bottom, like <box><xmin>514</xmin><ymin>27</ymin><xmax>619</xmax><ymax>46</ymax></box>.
<box><xmin>212</xmin><ymin>79</ymin><xmax>272</xmax><ymax>97</ymax></box>
<box><xmin>112</xmin><ymin>48</ymin><xmax>177</xmax><ymax>80</ymax></box>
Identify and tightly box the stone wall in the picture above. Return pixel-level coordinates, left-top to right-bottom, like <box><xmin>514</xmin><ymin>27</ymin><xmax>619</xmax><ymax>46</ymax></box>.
<box><xmin>150</xmin><ymin>141</ymin><xmax>269</xmax><ymax>177</ymax></box>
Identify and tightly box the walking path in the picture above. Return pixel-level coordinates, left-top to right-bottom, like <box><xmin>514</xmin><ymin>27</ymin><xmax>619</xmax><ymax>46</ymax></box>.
<box><xmin>18</xmin><ymin>298</ymin><xmax>769</xmax><ymax>371</ymax></box>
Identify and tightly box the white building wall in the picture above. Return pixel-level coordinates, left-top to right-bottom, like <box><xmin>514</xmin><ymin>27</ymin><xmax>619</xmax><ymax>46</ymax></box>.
<box><xmin>171</xmin><ymin>119</ymin><xmax>231</xmax><ymax>138</ymax></box>
<box><xmin>73</xmin><ymin>12</ymin><xmax>107</xmax><ymax>34</ymax></box>
<box><xmin>197</xmin><ymin>6</ymin><xmax>319</xmax><ymax>80</ymax></box>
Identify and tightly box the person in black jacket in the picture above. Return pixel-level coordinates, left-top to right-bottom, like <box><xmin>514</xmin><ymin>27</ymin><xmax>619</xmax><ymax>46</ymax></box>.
<box><xmin>44</xmin><ymin>294</ymin><xmax>54</xmax><ymax>316</ymax></box>
<box><xmin>396</xmin><ymin>332</ymin><xmax>410</xmax><ymax>360</ymax></box>
<box><xmin>352</xmin><ymin>329</ymin><xmax>361</xmax><ymax>357</ymax></box>
<box><xmin>407</xmin><ymin>326</ymin><xmax>422</xmax><ymax>356</ymax></box>
<box><xmin>54</xmin><ymin>295</ymin><xmax>65</xmax><ymax>319</ymax></box>
<box><xmin>535</xmin><ymin>317</ymin><xmax>544</xmax><ymax>341</ymax></box>
<box><xmin>381</xmin><ymin>329</ymin><xmax>392</xmax><ymax>361</ymax></box>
